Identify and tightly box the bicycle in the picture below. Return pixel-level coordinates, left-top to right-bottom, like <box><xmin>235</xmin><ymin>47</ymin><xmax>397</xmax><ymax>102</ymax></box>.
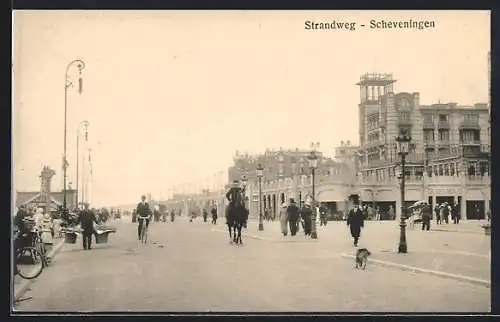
<box><xmin>14</xmin><ymin>226</ymin><xmax>49</xmax><ymax>280</ymax></box>
<box><xmin>138</xmin><ymin>216</ymin><xmax>149</xmax><ymax>244</ymax></box>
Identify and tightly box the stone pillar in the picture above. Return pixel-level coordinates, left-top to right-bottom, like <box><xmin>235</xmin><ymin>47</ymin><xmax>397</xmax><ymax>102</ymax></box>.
<box><xmin>460</xmin><ymin>167</ymin><xmax>467</xmax><ymax>220</ymax></box>
<box><xmin>431</xmin><ymin>193</ymin><xmax>436</xmax><ymax>209</ymax></box>
<box><xmin>423</xmin><ymin>170</ymin><xmax>429</xmax><ymax>201</ymax></box>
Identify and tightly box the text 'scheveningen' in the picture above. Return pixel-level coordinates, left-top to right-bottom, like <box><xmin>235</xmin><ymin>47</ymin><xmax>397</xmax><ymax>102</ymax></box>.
<box><xmin>304</xmin><ymin>19</ymin><xmax>436</xmax><ymax>31</ymax></box>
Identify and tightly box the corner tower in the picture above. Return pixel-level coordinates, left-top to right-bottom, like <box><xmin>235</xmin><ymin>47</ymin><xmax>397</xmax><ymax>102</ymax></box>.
<box><xmin>356</xmin><ymin>73</ymin><xmax>396</xmax><ymax>166</ymax></box>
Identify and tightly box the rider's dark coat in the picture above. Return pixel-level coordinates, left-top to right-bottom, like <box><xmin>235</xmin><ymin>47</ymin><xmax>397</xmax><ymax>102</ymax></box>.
<box><xmin>226</xmin><ymin>187</ymin><xmax>243</xmax><ymax>204</ymax></box>
<box><xmin>136</xmin><ymin>202</ymin><xmax>151</xmax><ymax>218</ymax></box>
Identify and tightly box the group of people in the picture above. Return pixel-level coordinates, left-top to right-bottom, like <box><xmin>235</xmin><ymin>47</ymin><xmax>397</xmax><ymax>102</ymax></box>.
<box><xmin>13</xmin><ymin>202</ymin><xmax>107</xmax><ymax>251</ymax></box>
<box><xmin>276</xmin><ymin>198</ymin><xmax>366</xmax><ymax>246</ymax></box>
<box><xmin>433</xmin><ymin>202</ymin><xmax>460</xmax><ymax>225</ymax></box>
<box><xmin>14</xmin><ymin>205</ymin><xmax>60</xmax><ymax>247</ymax></box>
<box><xmin>198</xmin><ymin>207</ymin><xmax>218</xmax><ymax>224</ymax></box>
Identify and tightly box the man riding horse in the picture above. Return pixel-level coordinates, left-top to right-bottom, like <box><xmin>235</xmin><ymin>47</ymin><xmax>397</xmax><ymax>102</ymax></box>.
<box><xmin>225</xmin><ymin>180</ymin><xmax>248</xmax><ymax>244</ymax></box>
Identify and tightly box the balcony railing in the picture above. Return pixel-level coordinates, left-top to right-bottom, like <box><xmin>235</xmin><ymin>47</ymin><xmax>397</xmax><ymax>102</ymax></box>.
<box><xmin>423</xmin><ymin>120</ymin><xmax>435</xmax><ymax>128</ymax></box>
<box><xmin>437</xmin><ymin>140</ymin><xmax>450</xmax><ymax>147</ymax></box>
<box><xmin>459</xmin><ymin>121</ymin><xmax>480</xmax><ymax>130</ymax></box>
<box><xmin>358</xmin><ymin>174</ymin><xmax>491</xmax><ymax>186</ymax></box>
<box><xmin>460</xmin><ymin>139</ymin><xmax>481</xmax><ymax>146</ymax></box>
<box><xmin>437</xmin><ymin>121</ymin><xmax>450</xmax><ymax>128</ymax></box>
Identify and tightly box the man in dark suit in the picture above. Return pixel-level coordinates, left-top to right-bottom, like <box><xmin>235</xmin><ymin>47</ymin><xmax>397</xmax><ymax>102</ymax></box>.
<box><xmin>347</xmin><ymin>202</ymin><xmax>365</xmax><ymax>247</ymax></box>
<box><xmin>421</xmin><ymin>202</ymin><xmax>432</xmax><ymax>231</ymax></box>
<box><xmin>77</xmin><ymin>203</ymin><xmax>98</xmax><ymax>250</ymax></box>
<box><xmin>136</xmin><ymin>195</ymin><xmax>152</xmax><ymax>240</ymax></box>
<box><xmin>286</xmin><ymin>199</ymin><xmax>300</xmax><ymax>236</ymax></box>
<box><xmin>211</xmin><ymin>205</ymin><xmax>218</xmax><ymax>224</ymax></box>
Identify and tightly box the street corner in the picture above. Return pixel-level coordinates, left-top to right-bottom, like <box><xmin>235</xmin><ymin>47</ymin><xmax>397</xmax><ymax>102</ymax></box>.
<box><xmin>340</xmin><ymin>249</ymin><xmax>491</xmax><ymax>288</ymax></box>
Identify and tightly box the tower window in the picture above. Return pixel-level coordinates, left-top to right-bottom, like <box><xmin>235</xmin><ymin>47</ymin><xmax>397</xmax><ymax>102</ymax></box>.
<box><xmin>439</xmin><ymin>114</ymin><xmax>448</xmax><ymax>122</ymax></box>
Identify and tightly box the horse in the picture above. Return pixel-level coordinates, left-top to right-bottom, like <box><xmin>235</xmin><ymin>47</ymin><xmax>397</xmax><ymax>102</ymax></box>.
<box><xmin>225</xmin><ymin>195</ymin><xmax>249</xmax><ymax>245</ymax></box>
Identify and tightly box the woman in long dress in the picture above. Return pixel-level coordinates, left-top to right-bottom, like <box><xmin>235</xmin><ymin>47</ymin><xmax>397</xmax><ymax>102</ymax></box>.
<box><xmin>40</xmin><ymin>212</ymin><xmax>54</xmax><ymax>245</ymax></box>
<box><xmin>279</xmin><ymin>202</ymin><xmax>288</xmax><ymax>236</ymax></box>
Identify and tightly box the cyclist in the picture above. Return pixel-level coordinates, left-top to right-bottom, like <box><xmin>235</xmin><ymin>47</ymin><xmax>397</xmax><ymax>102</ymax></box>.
<box><xmin>136</xmin><ymin>195</ymin><xmax>152</xmax><ymax>240</ymax></box>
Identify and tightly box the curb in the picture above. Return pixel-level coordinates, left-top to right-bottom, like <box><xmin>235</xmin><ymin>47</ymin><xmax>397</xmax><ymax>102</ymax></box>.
<box><xmin>340</xmin><ymin>253</ymin><xmax>490</xmax><ymax>287</ymax></box>
<box><xmin>431</xmin><ymin>228</ymin><xmax>483</xmax><ymax>235</ymax></box>
<box><xmin>14</xmin><ymin>239</ymin><xmax>66</xmax><ymax>302</ymax></box>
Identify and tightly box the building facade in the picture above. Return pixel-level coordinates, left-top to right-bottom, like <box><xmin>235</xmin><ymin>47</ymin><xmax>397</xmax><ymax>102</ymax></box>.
<box><xmin>354</xmin><ymin>73</ymin><xmax>490</xmax><ymax>219</ymax></box>
<box><xmin>15</xmin><ymin>166</ymin><xmax>77</xmax><ymax>213</ymax></box>
<box><xmin>172</xmin><ymin>71</ymin><xmax>490</xmax><ymax>221</ymax></box>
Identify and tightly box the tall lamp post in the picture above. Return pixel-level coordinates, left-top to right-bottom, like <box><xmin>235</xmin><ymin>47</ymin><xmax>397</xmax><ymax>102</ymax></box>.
<box><xmin>395</xmin><ymin>131</ymin><xmax>411</xmax><ymax>253</ymax></box>
<box><xmin>308</xmin><ymin>148</ymin><xmax>319</xmax><ymax>239</ymax></box>
<box><xmin>63</xmin><ymin>59</ymin><xmax>86</xmax><ymax>209</ymax></box>
<box><xmin>241</xmin><ymin>175</ymin><xmax>248</xmax><ymax>200</ymax></box>
<box><xmin>256</xmin><ymin>164</ymin><xmax>264</xmax><ymax>231</ymax></box>
<box><xmin>75</xmin><ymin>120</ymin><xmax>89</xmax><ymax>209</ymax></box>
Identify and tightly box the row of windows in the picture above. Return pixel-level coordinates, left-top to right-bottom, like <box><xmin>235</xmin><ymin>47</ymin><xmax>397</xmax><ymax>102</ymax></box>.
<box><xmin>424</xmin><ymin>129</ymin><xmax>480</xmax><ymax>143</ymax></box>
<box><xmin>423</xmin><ymin>113</ymin><xmax>479</xmax><ymax>123</ymax></box>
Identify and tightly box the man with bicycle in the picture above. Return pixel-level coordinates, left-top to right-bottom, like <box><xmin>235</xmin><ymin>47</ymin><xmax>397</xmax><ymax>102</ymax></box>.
<box><xmin>136</xmin><ymin>195</ymin><xmax>152</xmax><ymax>240</ymax></box>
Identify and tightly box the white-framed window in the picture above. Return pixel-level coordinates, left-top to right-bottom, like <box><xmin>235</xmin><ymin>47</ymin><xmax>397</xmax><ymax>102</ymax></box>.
<box><xmin>464</xmin><ymin>114</ymin><xmax>479</xmax><ymax>123</ymax></box>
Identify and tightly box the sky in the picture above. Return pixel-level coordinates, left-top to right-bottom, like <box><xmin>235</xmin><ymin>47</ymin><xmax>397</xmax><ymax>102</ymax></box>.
<box><xmin>12</xmin><ymin>10</ymin><xmax>490</xmax><ymax>207</ymax></box>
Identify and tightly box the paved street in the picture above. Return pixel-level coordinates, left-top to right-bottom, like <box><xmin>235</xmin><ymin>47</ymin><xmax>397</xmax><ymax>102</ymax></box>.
<box><xmin>14</xmin><ymin>217</ymin><xmax>490</xmax><ymax>312</ymax></box>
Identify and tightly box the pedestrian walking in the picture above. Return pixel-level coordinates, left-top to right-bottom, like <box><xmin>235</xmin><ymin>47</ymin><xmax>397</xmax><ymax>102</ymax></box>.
<box><xmin>388</xmin><ymin>205</ymin><xmax>395</xmax><ymax>221</ymax></box>
<box><xmin>170</xmin><ymin>210</ymin><xmax>175</xmax><ymax>222</ymax></box>
<box><xmin>434</xmin><ymin>205</ymin><xmax>441</xmax><ymax>225</ymax></box>
<box><xmin>52</xmin><ymin>215</ymin><xmax>63</xmax><ymax>238</ymax></box>
<box><xmin>347</xmin><ymin>202</ymin><xmax>364</xmax><ymax>247</ymax></box>
<box><xmin>421</xmin><ymin>202</ymin><xmax>431</xmax><ymax>231</ymax></box>
<box><xmin>301</xmin><ymin>201</ymin><xmax>313</xmax><ymax>236</ymax></box>
<box><xmin>211</xmin><ymin>206</ymin><xmax>218</xmax><ymax>224</ymax></box>
<box><xmin>203</xmin><ymin>208</ymin><xmax>208</xmax><ymax>223</ymax></box>
<box><xmin>287</xmin><ymin>199</ymin><xmax>300</xmax><ymax>236</ymax></box>
<box><xmin>77</xmin><ymin>203</ymin><xmax>98</xmax><ymax>250</ymax></box>
<box><xmin>441</xmin><ymin>203</ymin><xmax>450</xmax><ymax>224</ymax></box>
<box><xmin>279</xmin><ymin>202</ymin><xmax>288</xmax><ymax>236</ymax></box>
<box><xmin>452</xmin><ymin>202</ymin><xmax>460</xmax><ymax>224</ymax></box>
<box><xmin>319</xmin><ymin>203</ymin><xmax>328</xmax><ymax>226</ymax></box>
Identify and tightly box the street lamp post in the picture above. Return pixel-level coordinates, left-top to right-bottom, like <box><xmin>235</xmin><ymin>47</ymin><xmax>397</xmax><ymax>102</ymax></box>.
<box><xmin>63</xmin><ymin>59</ymin><xmax>86</xmax><ymax>210</ymax></box>
<box><xmin>241</xmin><ymin>175</ymin><xmax>248</xmax><ymax>200</ymax></box>
<box><xmin>75</xmin><ymin>120</ymin><xmax>89</xmax><ymax>209</ymax></box>
<box><xmin>256</xmin><ymin>164</ymin><xmax>264</xmax><ymax>231</ymax></box>
<box><xmin>395</xmin><ymin>131</ymin><xmax>411</xmax><ymax>253</ymax></box>
<box><xmin>308</xmin><ymin>148</ymin><xmax>319</xmax><ymax>239</ymax></box>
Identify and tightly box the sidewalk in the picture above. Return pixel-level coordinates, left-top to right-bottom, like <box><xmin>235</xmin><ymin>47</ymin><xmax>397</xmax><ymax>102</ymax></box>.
<box><xmin>14</xmin><ymin>237</ymin><xmax>67</xmax><ymax>302</ymax></box>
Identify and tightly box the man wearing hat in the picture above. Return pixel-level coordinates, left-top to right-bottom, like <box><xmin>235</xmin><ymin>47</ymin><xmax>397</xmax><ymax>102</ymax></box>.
<box><xmin>347</xmin><ymin>198</ymin><xmax>364</xmax><ymax>247</ymax></box>
<box><xmin>136</xmin><ymin>195</ymin><xmax>152</xmax><ymax>240</ymax></box>
<box><xmin>226</xmin><ymin>180</ymin><xmax>244</xmax><ymax>206</ymax></box>
<box><xmin>77</xmin><ymin>203</ymin><xmax>98</xmax><ymax>250</ymax></box>
<box><xmin>421</xmin><ymin>202</ymin><xmax>432</xmax><ymax>231</ymax></box>
<box><xmin>301</xmin><ymin>199</ymin><xmax>314</xmax><ymax>236</ymax></box>
<box><xmin>286</xmin><ymin>198</ymin><xmax>300</xmax><ymax>236</ymax></box>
